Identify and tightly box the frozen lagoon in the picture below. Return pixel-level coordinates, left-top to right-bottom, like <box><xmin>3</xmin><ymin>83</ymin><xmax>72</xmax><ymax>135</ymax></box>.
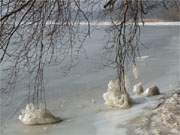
<box><xmin>1</xmin><ymin>24</ymin><xmax>180</xmax><ymax>135</ymax></box>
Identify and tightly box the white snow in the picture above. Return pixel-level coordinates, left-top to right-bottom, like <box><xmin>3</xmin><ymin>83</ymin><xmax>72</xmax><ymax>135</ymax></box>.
<box><xmin>128</xmin><ymin>92</ymin><xmax>180</xmax><ymax>134</ymax></box>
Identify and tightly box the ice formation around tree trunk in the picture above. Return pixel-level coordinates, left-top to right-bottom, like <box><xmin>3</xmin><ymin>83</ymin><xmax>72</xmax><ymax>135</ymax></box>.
<box><xmin>18</xmin><ymin>103</ymin><xmax>61</xmax><ymax>125</ymax></box>
<box><xmin>133</xmin><ymin>82</ymin><xmax>144</xmax><ymax>95</ymax></box>
<box><xmin>103</xmin><ymin>80</ymin><xmax>132</xmax><ymax>109</ymax></box>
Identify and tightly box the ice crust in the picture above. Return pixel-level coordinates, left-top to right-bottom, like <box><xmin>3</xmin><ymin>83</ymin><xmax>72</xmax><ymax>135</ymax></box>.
<box><xmin>103</xmin><ymin>80</ymin><xmax>132</xmax><ymax>109</ymax></box>
<box><xmin>18</xmin><ymin>103</ymin><xmax>61</xmax><ymax>125</ymax></box>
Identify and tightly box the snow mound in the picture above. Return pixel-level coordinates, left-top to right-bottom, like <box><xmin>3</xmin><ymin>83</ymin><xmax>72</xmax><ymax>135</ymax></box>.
<box><xmin>129</xmin><ymin>92</ymin><xmax>180</xmax><ymax>135</ymax></box>
<box><xmin>18</xmin><ymin>103</ymin><xmax>61</xmax><ymax>125</ymax></box>
<box><xmin>133</xmin><ymin>82</ymin><xmax>144</xmax><ymax>95</ymax></box>
<box><xmin>144</xmin><ymin>85</ymin><xmax>160</xmax><ymax>96</ymax></box>
<box><xmin>154</xmin><ymin>93</ymin><xmax>180</xmax><ymax>130</ymax></box>
<box><xmin>103</xmin><ymin>80</ymin><xmax>132</xmax><ymax>109</ymax></box>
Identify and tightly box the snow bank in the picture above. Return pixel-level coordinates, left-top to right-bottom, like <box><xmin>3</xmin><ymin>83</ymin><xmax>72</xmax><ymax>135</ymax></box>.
<box><xmin>154</xmin><ymin>93</ymin><xmax>180</xmax><ymax>129</ymax></box>
<box><xmin>103</xmin><ymin>80</ymin><xmax>132</xmax><ymax>109</ymax></box>
<box><xmin>129</xmin><ymin>92</ymin><xmax>180</xmax><ymax>135</ymax></box>
<box><xmin>18</xmin><ymin>103</ymin><xmax>61</xmax><ymax>125</ymax></box>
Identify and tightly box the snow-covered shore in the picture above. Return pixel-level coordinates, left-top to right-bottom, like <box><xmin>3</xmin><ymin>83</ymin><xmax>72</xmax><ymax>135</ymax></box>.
<box><xmin>126</xmin><ymin>90</ymin><xmax>180</xmax><ymax>135</ymax></box>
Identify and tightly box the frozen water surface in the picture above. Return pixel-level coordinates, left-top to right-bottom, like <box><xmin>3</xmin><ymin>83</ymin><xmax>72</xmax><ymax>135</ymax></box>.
<box><xmin>0</xmin><ymin>23</ymin><xmax>180</xmax><ymax>135</ymax></box>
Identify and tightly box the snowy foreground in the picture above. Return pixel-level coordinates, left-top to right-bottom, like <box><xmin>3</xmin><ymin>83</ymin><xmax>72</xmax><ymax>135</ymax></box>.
<box><xmin>127</xmin><ymin>90</ymin><xmax>180</xmax><ymax>135</ymax></box>
<box><xmin>1</xmin><ymin>25</ymin><xmax>180</xmax><ymax>135</ymax></box>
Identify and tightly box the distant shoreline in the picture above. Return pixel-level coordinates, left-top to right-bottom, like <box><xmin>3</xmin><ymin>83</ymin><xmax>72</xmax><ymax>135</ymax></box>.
<box><xmin>19</xmin><ymin>19</ymin><xmax>180</xmax><ymax>26</ymax></box>
<box><xmin>19</xmin><ymin>21</ymin><xmax>180</xmax><ymax>26</ymax></box>
<box><xmin>79</xmin><ymin>21</ymin><xmax>180</xmax><ymax>26</ymax></box>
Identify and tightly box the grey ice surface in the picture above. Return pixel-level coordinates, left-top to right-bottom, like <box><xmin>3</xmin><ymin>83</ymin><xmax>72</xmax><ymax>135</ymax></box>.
<box><xmin>0</xmin><ymin>24</ymin><xmax>180</xmax><ymax>135</ymax></box>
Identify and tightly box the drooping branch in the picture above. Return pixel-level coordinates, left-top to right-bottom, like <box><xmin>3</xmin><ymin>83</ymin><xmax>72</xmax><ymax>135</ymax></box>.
<box><xmin>0</xmin><ymin>0</ymin><xmax>93</xmax><ymax>107</ymax></box>
<box><xmin>104</xmin><ymin>0</ymin><xmax>180</xmax><ymax>95</ymax></box>
<box><xmin>104</xmin><ymin>0</ymin><xmax>146</xmax><ymax>95</ymax></box>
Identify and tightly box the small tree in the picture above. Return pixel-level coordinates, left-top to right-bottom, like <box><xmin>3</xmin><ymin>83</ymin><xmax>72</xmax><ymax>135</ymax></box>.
<box><xmin>0</xmin><ymin>0</ymin><xmax>92</xmax><ymax>123</ymax></box>
<box><xmin>103</xmin><ymin>0</ymin><xmax>180</xmax><ymax>108</ymax></box>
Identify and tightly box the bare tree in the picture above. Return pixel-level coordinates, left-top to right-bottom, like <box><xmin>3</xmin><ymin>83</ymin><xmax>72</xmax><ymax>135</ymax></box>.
<box><xmin>103</xmin><ymin>0</ymin><xmax>180</xmax><ymax>106</ymax></box>
<box><xmin>0</xmin><ymin>0</ymin><xmax>179</xmax><ymax>116</ymax></box>
<box><xmin>0</xmin><ymin>0</ymin><xmax>93</xmax><ymax>108</ymax></box>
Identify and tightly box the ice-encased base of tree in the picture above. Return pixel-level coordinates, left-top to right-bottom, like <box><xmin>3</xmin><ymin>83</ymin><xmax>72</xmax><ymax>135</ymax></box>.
<box><xmin>103</xmin><ymin>80</ymin><xmax>132</xmax><ymax>109</ymax></box>
<box><xmin>133</xmin><ymin>82</ymin><xmax>144</xmax><ymax>95</ymax></box>
<box><xmin>18</xmin><ymin>103</ymin><xmax>61</xmax><ymax>125</ymax></box>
